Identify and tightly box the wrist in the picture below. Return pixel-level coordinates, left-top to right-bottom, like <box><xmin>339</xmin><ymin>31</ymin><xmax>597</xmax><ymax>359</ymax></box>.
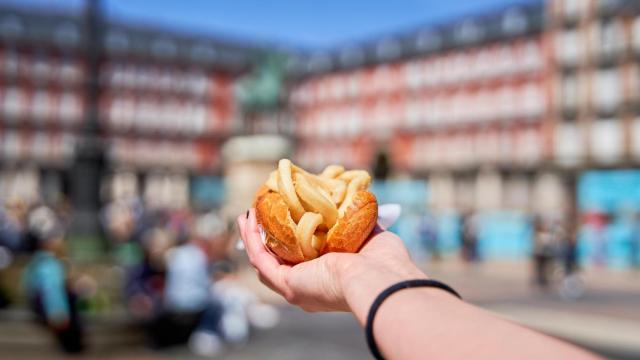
<box><xmin>338</xmin><ymin>258</ymin><xmax>425</xmax><ymax>325</ymax></box>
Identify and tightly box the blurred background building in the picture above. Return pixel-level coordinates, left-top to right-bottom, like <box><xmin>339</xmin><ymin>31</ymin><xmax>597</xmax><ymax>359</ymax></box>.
<box><xmin>288</xmin><ymin>2</ymin><xmax>549</xmax><ymax>260</ymax></box>
<box><xmin>2</xmin><ymin>0</ymin><xmax>635</xmax><ymax>266</ymax></box>
<box><xmin>0</xmin><ymin>1</ymin><xmax>252</xmax><ymax>237</ymax></box>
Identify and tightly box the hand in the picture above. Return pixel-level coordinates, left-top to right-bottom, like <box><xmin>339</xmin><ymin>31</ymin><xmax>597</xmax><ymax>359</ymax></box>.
<box><xmin>237</xmin><ymin>209</ymin><xmax>425</xmax><ymax>313</ymax></box>
<box><xmin>48</xmin><ymin>317</ymin><xmax>70</xmax><ymax>331</ymax></box>
<box><xmin>128</xmin><ymin>294</ymin><xmax>154</xmax><ymax>318</ymax></box>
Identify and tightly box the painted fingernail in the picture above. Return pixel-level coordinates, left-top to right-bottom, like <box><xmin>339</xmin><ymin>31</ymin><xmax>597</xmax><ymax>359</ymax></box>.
<box><xmin>245</xmin><ymin>210</ymin><xmax>250</xmax><ymax>219</ymax></box>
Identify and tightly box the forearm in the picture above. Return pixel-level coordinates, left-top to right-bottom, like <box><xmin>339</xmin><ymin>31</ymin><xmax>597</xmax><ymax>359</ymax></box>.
<box><xmin>341</xmin><ymin>258</ymin><xmax>424</xmax><ymax>326</ymax></box>
<box><xmin>341</xmin><ymin>261</ymin><xmax>597</xmax><ymax>360</ymax></box>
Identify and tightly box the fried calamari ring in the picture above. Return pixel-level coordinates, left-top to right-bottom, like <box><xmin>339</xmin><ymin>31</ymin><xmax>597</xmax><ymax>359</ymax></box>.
<box><xmin>277</xmin><ymin>159</ymin><xmax>305</xmax><ymax>222</ymax></box>
<box><xmin>295</xmin><ymin>212</ymin><xmax>323</xmax><ymax>259</ymax></box>
<box><xmin>320</xmin><ymin>165</ymin><xmax>345</xmax><ymax>179</ymax></box>
<box><xmin>266</xmin><ymin>170</ymin><xmax>278</xmax><ymax>192</ymax></box>
<box><xmin>293</xmin><ymin>165</ymin><xmax>347</xmax><ymax>204</ymax></box>
<box><xmin>338</xmin><ymin>172</ymin><xmax>371</xmax><ymax>216</ymax></box>
<box><xmin>294</xmin><ymin>173</ymin><xmax>338</xmax><ymax>229</ymax></box>
<box><xmin>256</xmin><ymin>160</ymin><xmax>377</xmax><ymax>262</ymax></box>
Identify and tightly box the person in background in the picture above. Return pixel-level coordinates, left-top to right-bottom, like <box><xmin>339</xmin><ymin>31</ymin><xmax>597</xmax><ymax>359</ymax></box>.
<box><xmin>562</xmin><ymin>218</ymin><xmax>578</xmax><ymax>276</ymax></box>
<box><xmin>631</xmin><ymin>212</ymin><xmax>640</xmax><ymax>269</ymax></box>
<box><xmin>153</xmin><ymin>212</ymin><xmax>226</xmax><ymax>356</ymax></box>
<box><xmin>0</xmin><ymin>198</ymin><xmax>26</xmax><ymax>251</ymax></box>
<box><xmin>592</xmin><ymin>213</ymin><xmax>609</xmax><ymax>266</ymax></box>
<box><xmin>101</xmin><ymin>200</ymin><xmax>136</xmax><ymax>245</ymax></box>
<box><xmin>460</xmin><ymin>211</ymin><xmax>479</xmax><ymax>262</ymax></box>
<box><xmin>51</xmin><ymin>196</ymin><xmax>73</xmax><ymax>233</ymax></box>
<box><xmin>22</xmin><ymin>206</ymin><xmax>84</xmax><ymax>353</ymax></box>
<box><xmin>211</xmin><ymin>262</ymin><xmax>281</xmax><ymax>345</ymax></box>
<box><xmin>102</xmin><ymin>198</ymin><xmax>149</xmax><ymax>277</ymax></box>
<box><xmin>532</xmin><ymin>216</ymin><xmax>554</xmax><ymax>289</ymax></box>
<box><xmin>166</xmin><ymin>206</ymin><xmax>193</xmax><ymax>245</ymax></box>
<box><xmin>418</xmin><ymin>210</ymin><xmax>440</xmax><ymax>261</ymax></box>
<box><xmin>0</xmin><ymin>199</ymin><xmax>28</xmax><ymax>308</ymax></box>
<box><xmin>124</xmin><ymin>227</ymin><xmax>172</xmax><ymax>335</ymax></box>
<box><xmin>557</xmin><ymin>216</ymin><xmax>585</xmax><ymax>300</ymax></box>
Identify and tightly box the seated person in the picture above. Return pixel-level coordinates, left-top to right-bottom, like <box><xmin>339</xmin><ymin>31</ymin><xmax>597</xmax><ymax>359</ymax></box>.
<box><xmin>152</xmin><ymin>213</ymin><xmax>226</xmax><ymax>355</ymax></box>
<box><xmin>124</xmin><ymin>227</ymin><xmax>171</xmax><ymax>329</ymax></box>
<box><xmin>22</xmin><ymin>206</ymin><xmax>83</xmax><ymax>354</ymax></box>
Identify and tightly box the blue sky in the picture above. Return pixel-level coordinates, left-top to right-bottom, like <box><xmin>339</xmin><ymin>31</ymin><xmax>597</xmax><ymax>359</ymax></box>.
<box><xmin>5</xmin><ymin>0</ymin><xmax>540</xmax><ymax>49</ymax></box>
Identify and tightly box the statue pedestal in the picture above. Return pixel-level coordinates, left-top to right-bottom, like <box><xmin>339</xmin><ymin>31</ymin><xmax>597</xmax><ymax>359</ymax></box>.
<box><xmin>221</xmin><ymin>135</ymin><xmax>291</xmax><ymax>222</ymax></box>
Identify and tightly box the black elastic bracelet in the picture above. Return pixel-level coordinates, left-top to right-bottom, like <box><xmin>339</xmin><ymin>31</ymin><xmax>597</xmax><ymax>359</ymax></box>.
<box><xmin>365</xmin><ymin>279</ymin><xmax>462</xmax><ymax>360</ymax></box>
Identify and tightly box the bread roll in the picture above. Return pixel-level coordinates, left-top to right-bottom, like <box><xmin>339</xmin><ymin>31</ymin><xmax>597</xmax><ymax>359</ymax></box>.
<box><xmin>254</xmin><ymin>160</ymin><xmax>378</xmax><ymax>264</ymax></box>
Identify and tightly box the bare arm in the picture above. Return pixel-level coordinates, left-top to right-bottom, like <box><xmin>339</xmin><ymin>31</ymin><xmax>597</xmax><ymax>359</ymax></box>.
<box><xmin>341</xmin><ymin>258</ymin><xmax>597</xmax><ymax>359</ymax></box>
<box><xmin>238</xmin><ymin>209</ymin><xmax>598</xmax><ymax>360</ymax></box>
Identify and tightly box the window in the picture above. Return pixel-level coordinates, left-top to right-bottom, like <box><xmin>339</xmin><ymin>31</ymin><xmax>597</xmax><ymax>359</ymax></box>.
<box><xmin>557</xmin><ymin>29</ymin><xmax>582</xmax><ymax>65</ymax></box>
<box><xmin>563</xmin><ymin>0</ymin><xmax>584</xmax><ymax>19</ymax></box>
<box><xmin>521</xmin><ymin>83</ymin><xmax>545</xmax><ymax>116</ymax></box>
<box><xmin>592</xmin><ymin>68</ymin><xmax>620</xmax><ymax>112</ymax></box>
<box><xmin>590</xmin><ymin>119</ymin><xmax>623</xmax><ymax>163</ymax></box>
<box><xmin>632</xmin><ymin>117</ymin><xmax>640</xmax><ymax>159</ymax></box>
<box><xmin>633</xmin><ymin>16</ymin><xmax>640</xmax><ymax>53</ymax></box>
<box><xmin>560</xmin><ymin>75</ymin><xmax>579</xmax><ymax>111</ymax></box>
<box><xmin>520</xmin><ymin>40</ymin><xmax>543</xmax><ymax>72</ymax></box>
<box><xmin>554</xmin><ymin>123</ymin><xmax>584</xmax><ymax>165</ymax></box>
<box><xmin>592</xmin><ymin>20</ymin><xmax>625</xmax><ymax>58</ymax></box>
<box><xmin>404</xmin><ymin>60</ymin><xmax>423</xmax><ymax>90</ymax></box>
<box><xmin>2</xmin><ymin>86</ymin><xmax>26</xmax><ymax>120</ymax></box>
<box><xmin>31</xmin><ymin>90</ymin><xmax>53</xmax><ymax>122</ymax></box>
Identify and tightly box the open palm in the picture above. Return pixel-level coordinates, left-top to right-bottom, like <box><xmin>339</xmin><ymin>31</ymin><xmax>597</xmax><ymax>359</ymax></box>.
<box><xmin>237</xmin><ymin>208</ymin><xmax>417</xmax><ymax>312</ymax></box>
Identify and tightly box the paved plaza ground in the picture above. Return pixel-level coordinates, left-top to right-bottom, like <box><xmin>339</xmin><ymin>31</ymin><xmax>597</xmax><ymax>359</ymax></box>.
<box><xmin>1</xmin><ymin>260</ymin><xmax>639</xmax><ymax>359</ymax></box>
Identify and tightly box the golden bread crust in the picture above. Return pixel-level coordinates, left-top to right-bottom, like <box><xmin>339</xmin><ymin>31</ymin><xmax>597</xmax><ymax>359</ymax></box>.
<box><xmin>255</xmin><ymin>191</ymin><xmax>305</xmax><ymax>263</ymax></box>
<box><xmin>326</xmin><ymin>190</ymin><xmax>378</xmax><ymax>253</ymax></box>
<box><xmin>253</xmin><ymin>185</ymin><xmax>271</xmax><ymax>207</ymax></box>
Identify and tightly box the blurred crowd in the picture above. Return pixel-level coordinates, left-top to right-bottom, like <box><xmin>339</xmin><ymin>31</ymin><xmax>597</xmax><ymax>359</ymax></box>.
<box><xmin>0</xmin><ymin>195</ymin><xmax>279</xmax><ymax>356</ymax></box>
<box><xmin>404</xmin><ymin>208</ymin><xmax>590</xmax><ymax>300</ymax></box>
<box><xmin>2</xmin><ymin>184</ymin><xmax>640</xmax><ymax>354</ymax></box>
<box><xmin>102</xmin><ymin>197</ymin><xmax>279</xmax><ymax>356</ymax></box>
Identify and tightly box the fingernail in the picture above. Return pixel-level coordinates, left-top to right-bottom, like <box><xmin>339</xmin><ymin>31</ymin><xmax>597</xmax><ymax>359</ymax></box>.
<box><xmin>372</xmin><ymin>224</ymin><xmax>385</xmax><ymax>235</ymax></box>
<box><xmin>245</xmin><ymin>210</ymin><xmax>250</xmax><ymax>219</ymax></box>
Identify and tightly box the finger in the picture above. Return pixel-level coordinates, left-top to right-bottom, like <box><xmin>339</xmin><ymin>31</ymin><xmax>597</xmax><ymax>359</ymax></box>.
<box><xmin>236</xmin><ymin>213</ymin><xmax>248</xmax><ymax>240</ymax></box>
<box><xmin>256</xmin><ymin>255</ymin><xmax>291</xmax><ymax>296</ymax></box>
<box><xmin>243</xmin><ymin>209</ymin><xmax>290</xmax><ymax>292</ymax></box>
<box><xmin>243</xmin><ymin>208</ymin><xmax>264</xmax><ymax>260</ymax></box>
<box><xmin>257</xmin><ymin>271</ymin><xmax>280</xmax><ymax>293</ymax></box>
